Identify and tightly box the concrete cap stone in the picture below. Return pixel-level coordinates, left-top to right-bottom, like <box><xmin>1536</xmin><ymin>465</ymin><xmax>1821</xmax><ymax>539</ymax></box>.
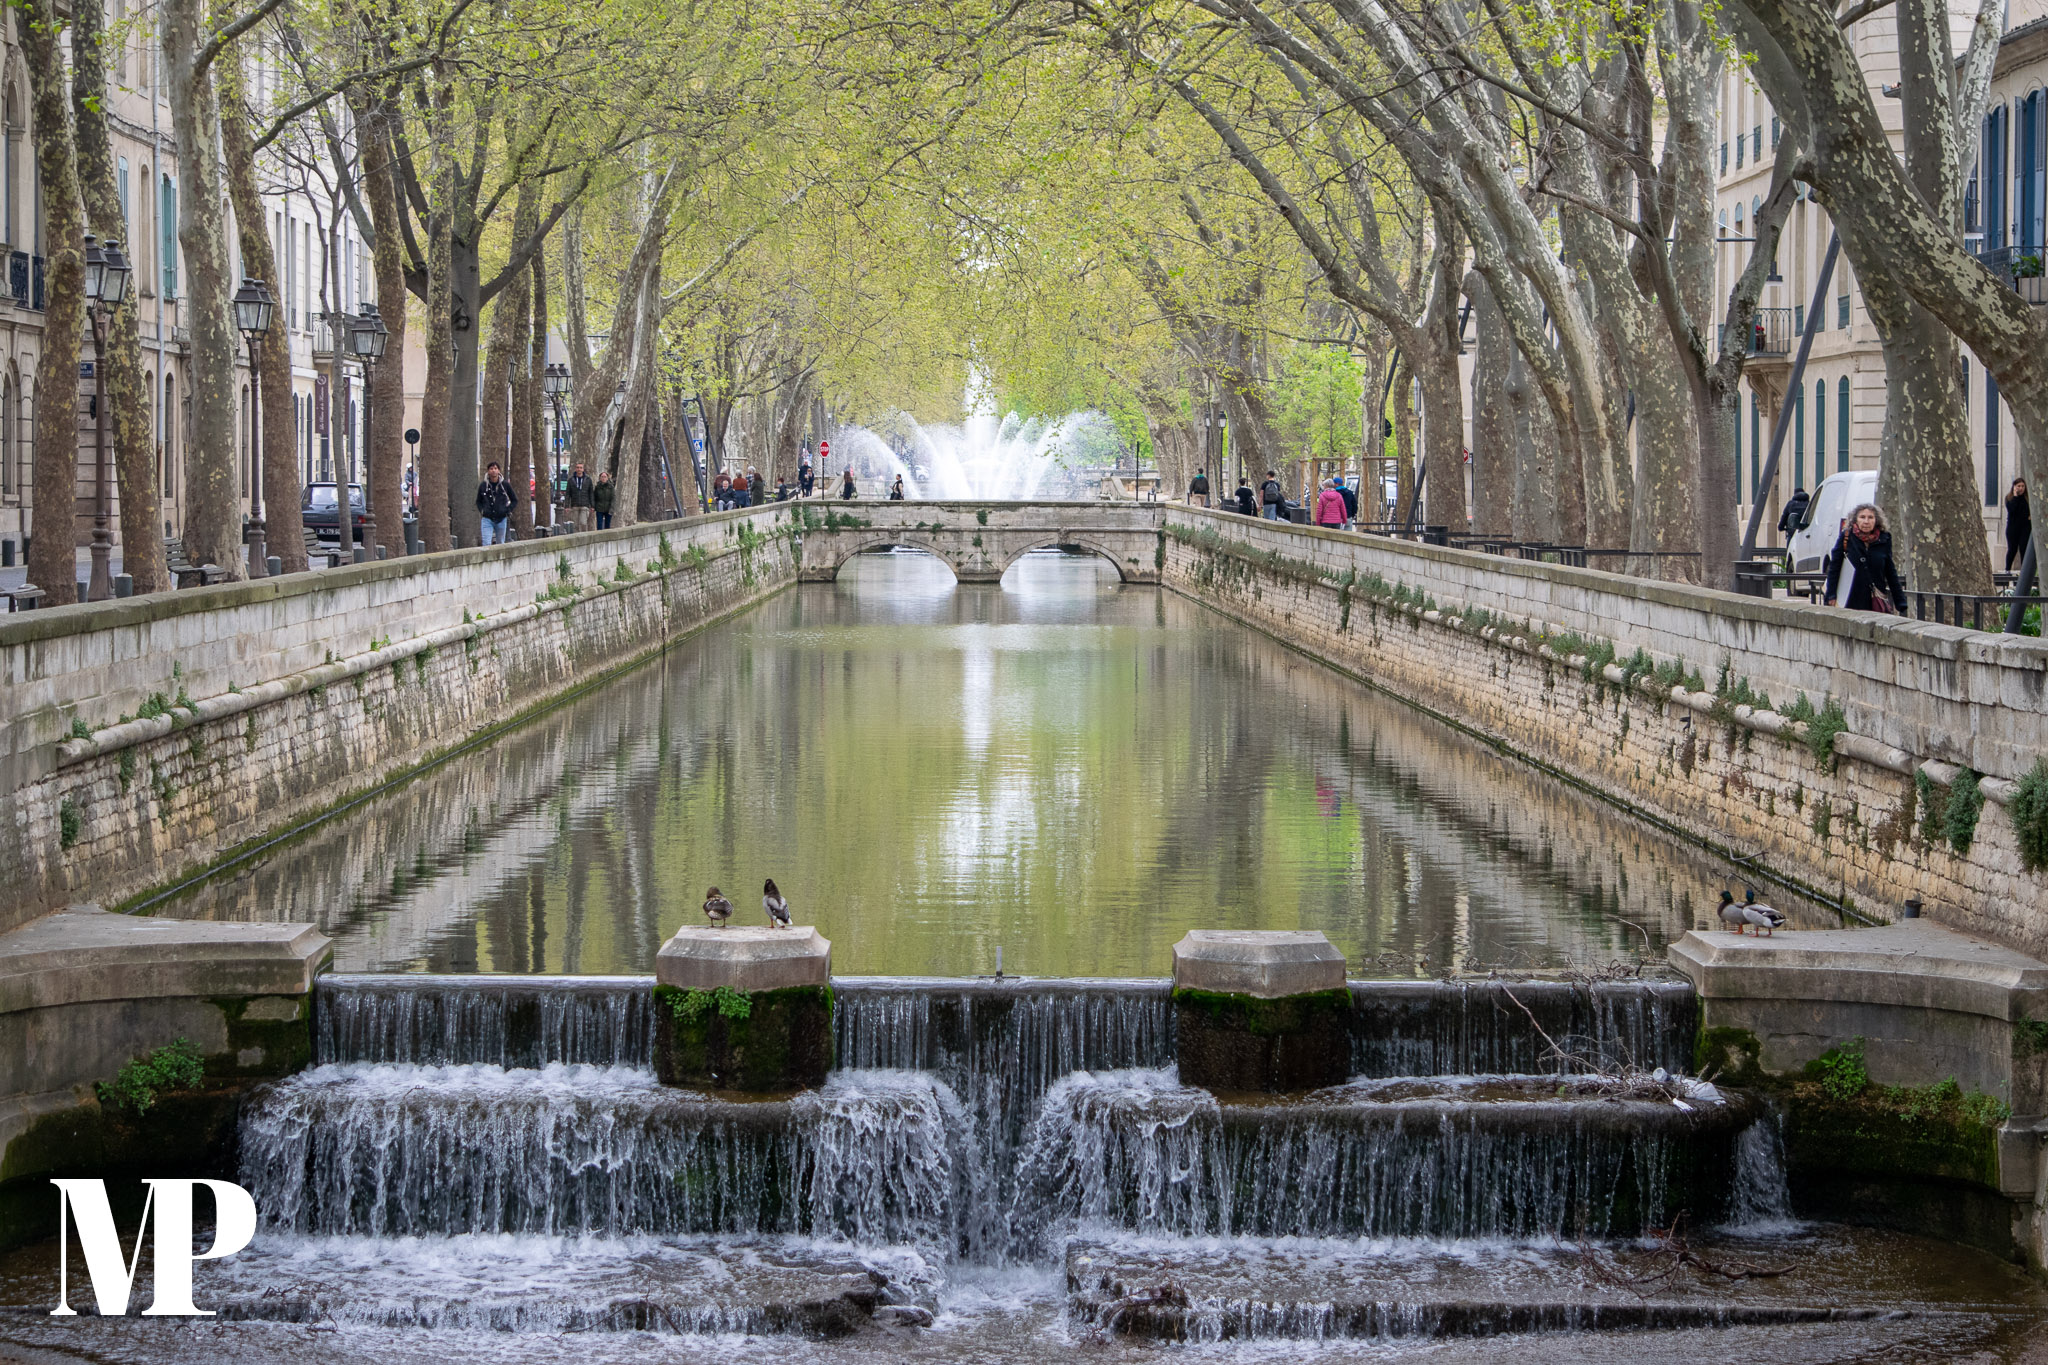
<box><xmin>1172</xmin><ymin>930</ymin><xmax>1347</xmax><ymax>999</ymax></box>
<box><xmin>657</xmin><ymin>926</ymin><xmax>832</xmax><ymax>993</ymax></box>
<box><xmin>1670</xmin><ymin>921</ymin><xmax>2048</xmax><ymax>1021</ymax></box>
<box><xmin>0</xmin><ymin>904</ymin><xmax>331</xmax><ymax>1016</ymax></box>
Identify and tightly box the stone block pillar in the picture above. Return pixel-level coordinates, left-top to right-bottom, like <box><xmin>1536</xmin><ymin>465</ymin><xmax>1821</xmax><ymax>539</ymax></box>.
<box><xmin>653</xmin><ymin>927</ymin><xmax>834</xmax><ymax>1091</ymax></box>
<box><xmin>1172</xmin><ymin>930</ymin><xmax>1352</xmax><ymax>1093</ymax></box>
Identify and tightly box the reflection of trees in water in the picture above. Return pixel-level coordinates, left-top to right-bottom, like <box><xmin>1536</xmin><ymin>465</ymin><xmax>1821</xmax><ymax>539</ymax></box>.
<box><xmin>145</xmin><ymin>553</ymin><xmax>1780</xmax><ymax>976</ymax></box>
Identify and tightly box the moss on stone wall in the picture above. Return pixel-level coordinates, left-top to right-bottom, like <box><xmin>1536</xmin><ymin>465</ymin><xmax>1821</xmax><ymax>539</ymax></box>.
<box><xmin>654</xmin><ymin>983</ymin><xmax>834</xmax><ymax>1092</ymax></box>
<box><xmin>1173</xmin><ymin>987</ymin><xmax>1353</xmax><ymax>1093</ymax></box>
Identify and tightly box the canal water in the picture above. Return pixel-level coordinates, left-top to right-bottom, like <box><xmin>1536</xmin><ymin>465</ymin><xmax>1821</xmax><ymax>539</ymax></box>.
<box><xmin>146</xmin><ymin>549</ymin><xmax>1795</xmax><ymax>975</ymax></box>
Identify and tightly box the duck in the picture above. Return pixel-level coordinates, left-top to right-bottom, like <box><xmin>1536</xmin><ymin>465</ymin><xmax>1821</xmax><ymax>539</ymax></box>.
<box><xmin>1717</xmin><ymin>890</ymin><xmax>1749</xmax><ymax>933</ymax></box>
<box><xmin>702</xmin><ymin>887</ymin><xmax>733</xmax><ymax>929</ymax></box>
<box><xmin>1739</xmin><ymin>887</ymin><xmax>1786</xmax><ymax>937</ymax></box>
<box><xmin>763</xmin><ymin>878</ymin><xmax>792</xmax><ymax>929</ymax></box>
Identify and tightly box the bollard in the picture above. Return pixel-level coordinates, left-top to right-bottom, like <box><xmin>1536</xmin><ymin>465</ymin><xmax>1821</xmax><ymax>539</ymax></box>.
<box><xmin>652</xmin><ymin>927</ymin><xmax>834</xmax><ymax>1091</ymax></box>
<box><xmin>376</xmin><ymin>545</ymin><xmax>387</xmax><ymax>560</ymax></box>
<box><xmin>76</xmin><ymin>579</ymin><xmax>88</xmax><ymax>605</ymax></box>
<box><xmin>1172</xmin><ymin>930</ymin><xmax>1352</xmax><ymax>1093</ymax></box>
<box><xmin>268</xmin><ymin>555</ymin><xmax>283</xmax><ymax>577</ymax></box>
<box><xmin>114</xmin><ymin>574</ymin><xmax>132</xmax><ymax>598</ymax></box>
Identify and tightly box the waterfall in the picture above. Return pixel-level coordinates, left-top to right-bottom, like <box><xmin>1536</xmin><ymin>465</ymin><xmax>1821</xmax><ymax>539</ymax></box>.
<box><xmin>1009</xmin><ymin>1070</ymin><xmax>1758</xmax><ymax>1252</ymax></box>
<box><xmin>315</xmin><ymin>975</ymin><xmax>657</xmax><ymax>1068</ymax></box>
<box><xmin>1725</xmin><ymin>1116</ymin><xmax>1798</xmax><ymax>1231</ymax></box>
<box><xmin>1348</xmin><ymin>981</ymin><xmax>1696</xmax><ymax>1078</ymax></box>
<box><xmin>241</xmin><ymin>1064</ymin><xmax>982</xmax><ymax>1253</ymax></box>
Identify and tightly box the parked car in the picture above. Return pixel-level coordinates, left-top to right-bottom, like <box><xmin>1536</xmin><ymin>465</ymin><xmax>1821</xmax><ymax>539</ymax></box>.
<box><xmin>1788</xmin><ymin>469</ymin><xmax>1879</xmax><ymax>572</ymax></box>
<box><xmin>302</xmin><ymin>483</ymin><xmax>367</xmax><ymax>542</ymax></box>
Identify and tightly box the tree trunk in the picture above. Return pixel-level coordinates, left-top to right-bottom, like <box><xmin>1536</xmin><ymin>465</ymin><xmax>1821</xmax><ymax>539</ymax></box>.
<box><xmin>1508</xmin><ymin>344</ymin><xmax>1564</xmax><ymax>543</ymax></box>
<box><xmin>161</xmin><ymin>0</ymin><xmax>243</xmax><ymax>578</ymax></box>
<box><xmin>22</xmin><ymin>0</ymin><xmax>84</xmax><ymax>603</ymax></box>
<box><xmin>355</xmin><ymin>102</ymin><xmax>409</xmax><ymax>554</ymax></box>
<box><xmin>1870</xmin><ymin>300</ymin><xmax>1991</xmax><ymax>593</ymax></box>
<box><xmin>504</xmin><ymin>256</ymin><xmax>535</xmax><ymax>536</ymax></box>
<box><xmin>72</xmin><ymin>0</ymin><xmax>167</xmax><ymax>591</ymax></box>
<box><xmin>477</xmin><ymin>192</ymin><xmax>534</xmax><ymax>501</ymax></box>
<box><xmin>446</xmin><ymin>242</ymin><xmax>482</xmax><ymax>548</ymax></box>
<box><xmin>1390</xmin><ymin>353</ymin><xmax>1416</xmax><ymax>519</ymax></box>
<box><xmin>1467</xmin><ymin>273</ymin><xmax>1513</xmax><ymax>536</ymax></box>
<box><xmin>522</xmin><ymin>251</ymin><xmax>548</xmax><ymax>531</ymax></box>
<box><xmin>418</xmin><ymin>175</ymin><xmax>454</xmax><ymax>551</ymax></box>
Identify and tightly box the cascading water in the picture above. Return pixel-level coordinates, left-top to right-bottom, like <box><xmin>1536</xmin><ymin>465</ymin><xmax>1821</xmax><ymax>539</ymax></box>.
<box><xmin>143</xmin><ymin>973</ymin><xmax>1882</xmax><ymax>1356</ymax></box>
<box><xmin>832</xmin><ymin>410</ymin><xmax>1109</xmax><ymax>501</ymax></box>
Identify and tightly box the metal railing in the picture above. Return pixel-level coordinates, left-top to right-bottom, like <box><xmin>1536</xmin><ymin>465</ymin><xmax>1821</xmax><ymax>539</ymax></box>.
<box><xmin>1748</xmin><ymin>307</ymin><xmax>1795</xmax><ymax>356</ymax></box>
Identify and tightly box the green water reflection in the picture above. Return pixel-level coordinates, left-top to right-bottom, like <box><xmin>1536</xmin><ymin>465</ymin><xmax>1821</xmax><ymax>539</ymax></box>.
<box><xmin>155</xmin><ymin>550</ymin><xmax>1757</xmax><ymax>975</ymax></box>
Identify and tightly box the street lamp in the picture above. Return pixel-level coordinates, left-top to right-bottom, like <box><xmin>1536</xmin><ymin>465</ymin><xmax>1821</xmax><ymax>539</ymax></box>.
<box><xmin>350</xmin><ymin>304</ymin><xmax>388</xmax><ymax>556</ymax></box>
<box><xmin>543</xmin><ymin>362</ymin><xmax>570</xmax><ymax>526</ymax></box>
<box><xmin>83</xmin><ymin>236</ymin><xmax>131</xmax><ymax>600</ymax></box>
<box><xmin>233</xmin><ymin>277</ymin><xmax>274</xmax><ymax>578</ymax></box>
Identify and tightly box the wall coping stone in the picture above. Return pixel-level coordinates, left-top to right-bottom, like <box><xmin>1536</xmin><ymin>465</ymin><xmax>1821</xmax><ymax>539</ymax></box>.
<box><xmin>0</xmin><ymin>904</ymin><xmax>330</xmax><ymax>1016</ymax></box>
<box><xmin>1669</xmin><ymin>922</ymin><xmax>2048</xmax><ymax>1022</ymax></box>
<box><xmin>1172</xmin><ymin>929</ymin><xmax>1348</xmax><ymax>999</ymax></box>
<box><xmin>655</xmin><ymin>927</ymin><xmax>832</xmax><ymax>993</ymax></box>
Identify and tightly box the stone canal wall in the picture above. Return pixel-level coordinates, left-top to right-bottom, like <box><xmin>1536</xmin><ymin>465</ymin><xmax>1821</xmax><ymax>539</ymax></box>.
<box><xmin>0</xmin><ymin>507</ymin><xmax>802</xmax><ymax>928</ymax></box>
<box><xmin>1159</xmin><ymin>508</ymin><xmax>2048</xmax><ymax>952</ymax></box>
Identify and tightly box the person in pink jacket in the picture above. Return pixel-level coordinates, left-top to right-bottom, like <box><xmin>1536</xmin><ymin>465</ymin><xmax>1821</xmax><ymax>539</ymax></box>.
<box><xmin>1314</xmin><ymin>479</ymin><xmax>1347</xmax><ymax>528</ymax></box>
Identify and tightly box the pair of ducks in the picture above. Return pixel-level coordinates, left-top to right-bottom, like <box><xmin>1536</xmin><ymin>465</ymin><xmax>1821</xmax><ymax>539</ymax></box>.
<box><xmin>702</xmin><ymin>879</ymin><xmax>793</xmax><ymax>930</ymax></box>
<box><xmin>1718</xmin><ymin>888</ymin><xmax>1787</xmax><ymax>936</ymax></box>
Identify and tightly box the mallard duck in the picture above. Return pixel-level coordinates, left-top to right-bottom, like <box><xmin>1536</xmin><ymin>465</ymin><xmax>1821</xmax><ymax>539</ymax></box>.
<box><xmin>1740</xmin><ymin>887</ymin><xmax>1786</xmax><ymax>936</ymax></box>
<box><xmin>1717</xmin><ymin>890</ymin><xmax>1749</xmax><ymax>933</ymax></box>
<box><xmin>763</xmin><ymin>878</ymin><xmax>792</xmax><ymax>929</ymax></box>
<box><xmin>703</xmin><ymin>887</ymin><xmax>733</xmax><ymax>929</ymax></box>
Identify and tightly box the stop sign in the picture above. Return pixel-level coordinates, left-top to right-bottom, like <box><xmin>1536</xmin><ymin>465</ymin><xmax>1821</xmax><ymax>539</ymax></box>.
<box><xmin>820</xmin><ymin>439</ymin><xmax>830</xmax><ymax>461</ymax></box>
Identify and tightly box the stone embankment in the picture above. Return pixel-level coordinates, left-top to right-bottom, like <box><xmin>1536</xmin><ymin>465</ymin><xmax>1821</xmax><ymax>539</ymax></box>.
<box><xmin>1159</xmin><ymin>508</ymin><xmax>2048</xmax><ymax>952</ymax></box>
<box><xmin>0</xmin><ymin>508</ymin><xmax>802</xmax><ymax>929</ymax></box>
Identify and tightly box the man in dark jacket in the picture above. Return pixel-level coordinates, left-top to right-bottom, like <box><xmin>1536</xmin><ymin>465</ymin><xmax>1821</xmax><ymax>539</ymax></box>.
<box><xmin>1234</xmin><ymin>479</ymin><xmax>1258</xmax><ymax>516</ymax></box>
<box><xmin>1260</xmin><ymin>470</ymin><xmax>1285</xmax><ymax>519</ymax></box>
<box><xmin>1336</xmin><ymin>476</ymin><xmax>1359</xmax><ymax>523</ymax></box>
<box><xmin>593</xmin><ymin>472</ymin><xmax>616</xmax><ymax>530</ymax></box>
<box><xmin>564</xmin><ymin>462</ymin><xmax>596</xmax><ymax>533</ymax></box>
<box><xmin>1777</xmin><ymin>487</ymin><xmax>1811</xmax><ymax>538</ymax></box>
<box><xmin>477</xmin><ymin>462</ymin><xmax>515</xmax><ymax>545</ymax></box>
<box><xmin>1189</xmin><ymin>469</ymin><xmax>1210</xmax><ymax>507</ymax></box>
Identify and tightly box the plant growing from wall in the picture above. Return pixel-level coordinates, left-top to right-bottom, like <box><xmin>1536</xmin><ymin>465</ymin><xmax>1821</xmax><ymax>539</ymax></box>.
<box><xmin>667</xmin><ymin>985</ymin><xmax>753</xmax><ymax>1023</ymax></box>
<box><xmin>58</xmin><ymin>798</ymin><xmax>81</xmax><ymax>849</ymax></box>
<box><xmin>2010</xmin><ymin>758</ymin><xmax>2048</xmax><ymax>872</ymax></box>
<box><xmin>95</xmin><ymin>1038</ymin><xmax>204</xmax><ymax>1114</ymax></box>
<box><xmin>1943</xmin><ymin>769</ymin><xmax>1984</xmax><ymax>855</ymax></box>
<box><xmin>1808</xmin><ymin>1037</ymin><xmax>1868</xmax><ymax>1100</ymax></box>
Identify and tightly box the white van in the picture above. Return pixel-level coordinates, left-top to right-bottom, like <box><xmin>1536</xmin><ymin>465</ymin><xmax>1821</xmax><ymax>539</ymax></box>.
<box><xmin>1788</xmin><ymin>469</ymin><xmax>1879</xmax><ymax>572</ymax></box>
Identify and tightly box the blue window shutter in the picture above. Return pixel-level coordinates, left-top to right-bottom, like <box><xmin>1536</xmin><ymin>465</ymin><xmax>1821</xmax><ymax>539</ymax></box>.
<box><xmin>1814</xmin><ymin>380</ymin><xmax>1825</xmax><ymax>486</ymax></box>
<box><xmin>1793</xmin><ymin>385</ymin><xmax>1805</xmax><ymax>492</ymax></box>
<box><xmin>116</xmin><ymin>159</ymin><xmax>129</xmax><ymax>246</ymax></box>
<box><xmin>161</xmin><ymin>175</ymin><xmax>177</xmax><ymax>299</ymax></box>
<box><xmin>1838</xmin><ymin>378</ymin><xmax>1851</xmax><ymax>472</ymax></box>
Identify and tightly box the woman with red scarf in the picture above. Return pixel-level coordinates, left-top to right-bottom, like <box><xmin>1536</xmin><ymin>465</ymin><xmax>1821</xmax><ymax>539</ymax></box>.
<box><xmin>1821</xmin><ymin>503</ymin><xmax>1906</xmax><ymax>613</ymax></box>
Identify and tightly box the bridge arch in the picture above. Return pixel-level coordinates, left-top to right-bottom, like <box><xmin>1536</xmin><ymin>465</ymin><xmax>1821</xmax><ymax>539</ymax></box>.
<box><xmin>991</xmin><ymin>537</ymin><xmax>1143</xmax><ymax>582</ymax></box>
<box><xmin>804</xmin><ymin>531</ymin><xmax>1145</xmax><ymax>584</ymax></box>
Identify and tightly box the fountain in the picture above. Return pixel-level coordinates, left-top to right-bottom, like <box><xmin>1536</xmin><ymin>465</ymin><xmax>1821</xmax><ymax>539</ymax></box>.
<box><xmin>832</xmin><ymin>408</ymin><xmax>1111</xmax><ymax>501</ymax></box>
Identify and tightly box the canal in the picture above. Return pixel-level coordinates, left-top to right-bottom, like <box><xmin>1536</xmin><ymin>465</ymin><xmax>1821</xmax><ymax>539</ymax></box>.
<box><xmin>149</xmin><ymin>548</ymin><xmax>1765</xmax><ymax>976</ymax></box>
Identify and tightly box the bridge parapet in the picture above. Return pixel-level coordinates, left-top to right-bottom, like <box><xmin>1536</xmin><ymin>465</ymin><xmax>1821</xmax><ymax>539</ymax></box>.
<box><xmin>794</xmin><ymin>500</ymin><xmax>1163</xmax><ymax>584</ymax></box>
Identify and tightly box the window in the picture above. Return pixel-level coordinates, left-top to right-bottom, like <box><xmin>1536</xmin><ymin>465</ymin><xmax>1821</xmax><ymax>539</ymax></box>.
<box><xmin>1839</xmin><ymin>293</ymin><xmax>1850</xmax><ymax>328</ymax></box>
<box><xmin>116</xmin><ymin>157</ymin><xmax>129</xmax><ymax>248</ymax></box>
<box><xmin>1753</xmin><ymin>392</ymin><xmax>1769</xmax><ymax>499</ymax></box>
<box><xmin>2023</xmin><ymin>93</ymin><xmax>2044</xmax><ymax>253</ymax></box>
<box><xmin>240</xmin><ymin>384</ymin><xmax>250</xmax><ymax>496</ymax></box>
<box><xmin>1720</xmin><ymin>142</ymin><xmax>1728</xmax><ymax>174</ymax></box>
<box><xmin>111</xmin><ymin>0</ymin><xmax>126</xmax><ymax>83</ymax></box>
<box><xmin>1837</xmin><ymin>377</ymin><xmax>1851</xmax><ymax>472</ymax></box>
<box><xmin>1771</xmin><ymin>116</ymin><xmax>1780</xmax><ymax>149</ymax></box>
<box><xmin>1792</xmin><ymin>384</ymin><xmax>1805</xmax><ymax>492</ymax></box>
<box><xmin>1753</xmin><ymin>126</ymin><xmax>1762</xmax><ymax>161</ymax></box>
<box><xmin>0</xmin><ymin>375</ymin><xmax>11</xmax><ymax>498</ymax></box>
<box><xmin>3</xmin><ymin>86</ymin><xmax>17</xmax><ymax>248</ymax></box>
<box><xmin>1718</xmin><ymin>209</ymin><xmax>1728</xmax><ymax>237</ymax></box>
<box><xmin>159</xmin><ymin>174</ymin><xmax>177</xmax><ymax>299</ymax></box>
<box><xmin>1987</xmin><ymin>105</ymin><xmax>2009</xmax><ymax>250</ymax></box>
<box><xmin>1794</xmin><ymin>303</ymin><xmax>1804</xmax><ymax>333</ymax></box>
<box><xmin>1736</xmin><ymin>133</ymin><xmax>1745</xmax><ymax>169</ymax></box>
<box><xmin>1985</xmin><ymin>369</ymin><xmax>2001</xmax><ymax>504</ymax></box>
<box><xmin>1814</xmin><ymin>379</ymin><xmax>1826</xmax><ymax>488</ymax></box>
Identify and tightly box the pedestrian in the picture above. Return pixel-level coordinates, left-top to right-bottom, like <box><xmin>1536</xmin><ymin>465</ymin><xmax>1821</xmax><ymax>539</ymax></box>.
<box><xmin>2006</xmin><ymin>478</ymin><xmax>2032</xmax><ymax>572</ymax></box>
<box><xmin>744</xmin><ymin>466</ymin><xmax>762</xmax><ymax>508</ymax></box>
<box><xmin>1777</xmin><ymin>485</ymin><xmax>1811</xmax><ymax>539</ymax></box>
<box><xmin>1336</xmin><ymin>475</ymin><xmax>1359</xmax><ymax>525</ymax></box>
<box><xmin>889</xmin><ymin>475</ymin><xmax>906</xmax><ymax>500</ymax></box>
<box><xmin>1189</xmin><ymin>468</ymin><xmax>1211</xmax><ymax>507</ymax></box>
<box><xmin>776</xmin><ymin>478</ymin><xmax>793</xmax><ymax>502</ymax></box>
<box><xmin>799</xmin><ymin>455</ymin><xmax>815</xmax><ymax>498</ymax></box>
<box><xmin>1234</xmin><ymin>478</ymin><xmax>1258</xmax><ymax>516</ymax></box>
<box><xmin>593</xmin><ymin>472</ymin><xmax>616</xmax><ymax>530</ymax></box>
<box><xmin>1314</xmin><ymin>478</ymin><xmax>1347</xmax><ymax>528</ymax></box>
<box><xmin>730</xmin><ymin>467</ymin><xmax>752</xmax><ymax>510</ymax></box>
<box><xmin>841</xmin><ymin>468</ymin><xmax>857</xmax><ymax>500</ymax></box>
<box><xmin>564</xmin><ymin>461</ymin><xmax>595</xmax><ymax>533</ymax></box>
<box><xmin>712</xmin><ymin>472</ymin><xmax>732</xmax><ymax>511</ymax></box>
<box><xmin>1822</xmin><ymin>503</ymin><xmax>1906</xmax><ymax>614</ymax></box>
<box><xmin>1260</xmin><ymin>469</ymin><xmax>1285</xmax><ymax>520</ymax></box>
<box><xmin>476</xmin><ymin>461</ymin><xmax>515</xmax><ymax>545</ymax></box>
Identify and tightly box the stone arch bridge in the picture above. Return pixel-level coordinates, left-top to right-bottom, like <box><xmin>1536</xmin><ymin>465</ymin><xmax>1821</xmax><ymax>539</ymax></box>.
<box><xmin>795</xmin><ymin>500</ymin><xmax>1163</xmax><ymax>583</ymax></box>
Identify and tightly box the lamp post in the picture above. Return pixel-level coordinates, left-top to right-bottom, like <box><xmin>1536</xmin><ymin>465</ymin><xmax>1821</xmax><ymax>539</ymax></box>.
<box><xmin>232</xmin><ymin>277</ymin><xmax>274</xmax><ymax>578</ymax></box>
<box><xmin>350</xmin><ymin>304</ymin><xmax>388</xmax><ymax>556</ymax></box>
<box><xmin>543</xmin><ymin>362</ymin><xmax>570</xmax><ymax>528</ymax></box>
<box><xmin>83</xmin><ymin>236</ymin><xmax>131</xmax><ymax>600</ymax></box>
